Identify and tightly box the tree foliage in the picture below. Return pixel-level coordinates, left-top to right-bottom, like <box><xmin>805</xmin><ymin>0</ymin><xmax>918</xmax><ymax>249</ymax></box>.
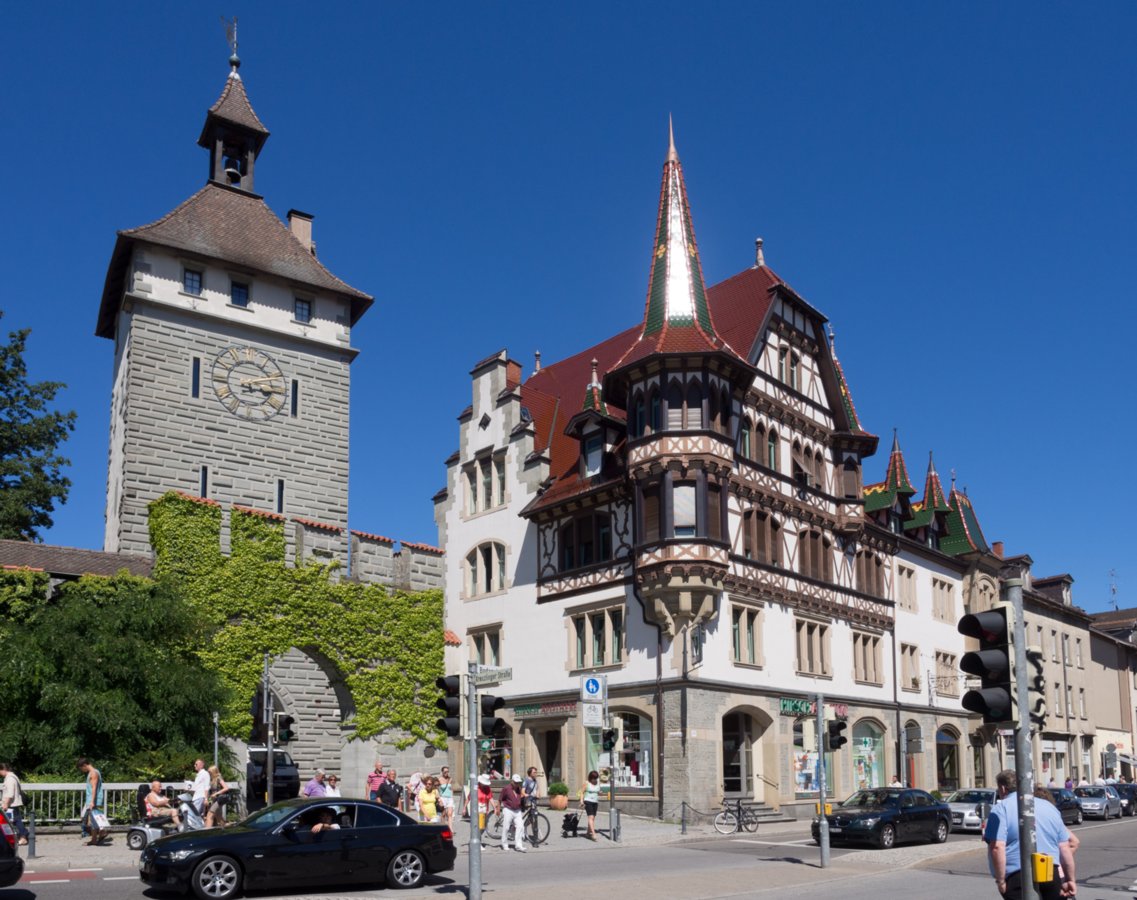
<box><xmin>0</xmin><ymin>570</ymin><xmax>228</xmax><ymax>778</ymax></box>
<box><xmin>0</xmin><ymin>310</ymin><xmax>77</xmax><ymax>540</ymax></box>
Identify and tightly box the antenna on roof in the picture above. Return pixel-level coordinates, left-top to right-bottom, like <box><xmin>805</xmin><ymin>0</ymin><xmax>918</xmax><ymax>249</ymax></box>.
<box><xmin>1110</xmin><ymin>569</ymin><xmax>1118</xmax><ymax>611</ymax></box>
<box><xmin>221</xmin><ymin>15</ymin><xmax>240</xmax><ymax>72</ymax></box>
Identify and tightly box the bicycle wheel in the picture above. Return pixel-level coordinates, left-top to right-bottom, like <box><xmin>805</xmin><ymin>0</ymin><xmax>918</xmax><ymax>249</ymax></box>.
<box><xmin>528</xmin><ymin>811</ymin><xmax>550</xmax><ymax>846</ymax></box>
<box><xmin>485</xmin><ymin>812</ymin><xmax>503</xmax><ymax>841</ymax></box>
<box><xmin>713</xmin><ymin>810</ymin><xmax>739</xmax><ymax>834</ymax></box>
<box><xmin>742</xmin><ymin>810</ymin><xmax>759</xmax><ymax>833</ymax></box>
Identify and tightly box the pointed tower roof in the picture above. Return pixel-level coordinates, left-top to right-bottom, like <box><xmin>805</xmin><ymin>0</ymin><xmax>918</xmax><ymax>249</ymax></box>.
<box><xmin>864</xmin><ymin>431</ymin><xmax>916</xmax><ymax>512</ymax></box>
<box><xmin>612</xmin><ymin>122</ymin><xmax>742</xmax><ymax>371</ymax></box>
<box><xmin>581</xmin><ymin>359</ymin><xmax>609</xmax><ymax>415</ymax></box>
<box><xmin>197</xmin><ymin>64</ymin><xmax>270</xmax><ymax>152</ymax></box>
<box><xmin>905</xmin><ymin>452</ymin><xmax>951</xmax><ymax>530</ymax></box>
<box><xmin>827</xmin><ymin>328</ymin><xmax>868</xmax><ymax>435</ymax></box>
<box><xmin>940</xmin><ymin>485</ymin><xmax>991</xmax><ymax>556</ymax></box>
<box><xmin>565</xmin><ymin>359</ymin><xmax>621</xmax><ymax>438</ymax></box>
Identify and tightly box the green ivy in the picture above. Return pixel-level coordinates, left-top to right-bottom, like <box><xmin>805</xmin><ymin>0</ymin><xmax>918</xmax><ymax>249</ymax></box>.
<box><xmin>149</xmin><ymin>492</ymin><xmax>444</xmax><ymax>749</ymax></box>
<box><xmin>0</xmin><ymin>568</ymin><xmax>50</xmax><ymax>624</ymax></box>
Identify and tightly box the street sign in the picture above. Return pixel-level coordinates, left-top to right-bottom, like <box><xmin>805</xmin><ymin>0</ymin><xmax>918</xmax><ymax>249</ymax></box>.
<box><xmin>472</xmin><ymin>667</ymin><xmax>512</xmax><ymax>685</ymax></box>
<box><xmin>582</xmin><ymin>702</ymin><xmax>604</xmax><ymax>727</ymax></box>
<box><xmin>581</xmin><ymin>675</ymin><xmax>606</xmax><ymax>703</ymax></box>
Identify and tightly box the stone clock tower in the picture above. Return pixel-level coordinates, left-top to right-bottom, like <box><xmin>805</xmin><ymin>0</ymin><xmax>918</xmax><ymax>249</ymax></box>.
<box><xmin>96</xmin><ymin>55</ymin><xmax>372</xmax><ymax>555</ymax></box>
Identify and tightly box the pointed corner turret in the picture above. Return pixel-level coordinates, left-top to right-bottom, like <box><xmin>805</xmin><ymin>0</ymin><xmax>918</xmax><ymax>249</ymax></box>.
<box><xmin>884</xmin><ymin>430</ymin><xmax>916</xmax><ymax>496</ymax></box>
<box><xmin>565</xmin><ymin>359</ymin><xmax>618</xmax><ymax>438</ymax></box>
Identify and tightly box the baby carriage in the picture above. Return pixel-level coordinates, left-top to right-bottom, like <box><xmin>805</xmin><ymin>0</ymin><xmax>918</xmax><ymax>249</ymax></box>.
<box><xmin>561</xmin><ymin>811</ymin><xmax>581</xmax><ymax>838</ymax></box>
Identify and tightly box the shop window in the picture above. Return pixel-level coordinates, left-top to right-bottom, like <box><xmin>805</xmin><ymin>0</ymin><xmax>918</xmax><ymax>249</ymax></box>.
<box><xmin>609</xmin><ymin>712</ymin><xmax>652</xmax><ymax>790</ymax></box>
<box><xmin>852</xmin><ymin>721</ymin><xmax>885</xmax><ymax>789</ymax></box>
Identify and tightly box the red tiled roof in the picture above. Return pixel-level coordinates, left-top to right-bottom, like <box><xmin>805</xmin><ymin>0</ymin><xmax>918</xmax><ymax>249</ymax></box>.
<box><xmin>97</xmin><ymin>183</ymin><xmax>372</xmax><ymax>339</ymax></box>
<box><xmin>176</xmin><ymin>491</ymin><xmax>221</xmax><ymax>507</ymax></box>
<box><xmin>401</xmin><ymin>541</ymin><xmax>444</xmax><ymax>555</ymax></box>
<box><xmin>350</xmin><ymin>530</ymin><xmax>395</xmax><ymax>544</ymax></box>
<box><xmin>0</xmin><ymin>539</ymin><xmax>153</xmax><ymax>579</ymax></box>
<box><xmin>706</xmin><ymin>266</ymin><xmax>781</xmax><ymax>360</ymax></box>
<box><xmin>443</xmin><ymin>629</ymin><xmax>463</xmax><ymax>647</ymax></box>
<box><xmin>232</xmin><ymin>504</ymin><xmax>285</xmax><ymax>522</ymax></box>
<box><xmin>292</xmin><ymin>516</ymin><xmax>342</xmax><ymax>534</ymax></box>
<box><xmin>199</xmin><ymin>73</ymin><xmax>269</xmax><ymax>143</ymax></box>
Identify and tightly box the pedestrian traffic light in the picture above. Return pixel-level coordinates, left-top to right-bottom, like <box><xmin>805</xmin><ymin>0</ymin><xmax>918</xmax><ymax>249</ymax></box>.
<box><xmin>276</xmin><ymin>713</ymin><xmax>295</xmax><ymax>743</ymax></box>
<box><xmin>958</xmin><ymin>604</ymin><xmax>1016</xmax><ymax>725</ymax></box>
<box><xmin>793</xmin><ymin>720</ymin><xmax>805</xmax><ymax>749</ymax></box>
<box><xmin>602</xmin><ymin>728</ymin><xmax>617</xmax><ymax>751</ymax></box>
<box><xmin>827</xmin><ymin>720</ymin><xmax>848</xmax><ymax>751</ymax></box>
<box><xmin>435</xmin><ymin>675</ymin><xmax>462</xmax><ymax>738</ymax></box>
<box><xmin>479</xmin><ymin>694</ymin><xmax>505</xmax><ymax>736</ymax></box>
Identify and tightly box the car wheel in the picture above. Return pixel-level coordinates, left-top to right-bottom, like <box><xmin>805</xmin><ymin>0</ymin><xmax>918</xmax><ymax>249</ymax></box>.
<box><xmin>126</xmin><ymin>830</ymin><xmax>147</xmax><ymax>851</ymax></box>
<box><xmin>877</xmin><ymin>824</ymin><xmax>895</xmax><ymax>850</ymax></box>
<box><xmin>1074</xmin><ymin>808</ymin><xmax>1083</xmax><ymax>825</ymax></box>
<box><xmin>387</xmin><ymin>849</ymin><xmax>426</xmax><ymax>889</ymax></box>
<box><xmin>933</xmin><ymin>819</ymin><xmax>949</xmax><ymax>843</ymax></box>
<box><xmin>191</xmin><ymin>855</ymin><xmax>243</xmax><ymax>900</ymax></box>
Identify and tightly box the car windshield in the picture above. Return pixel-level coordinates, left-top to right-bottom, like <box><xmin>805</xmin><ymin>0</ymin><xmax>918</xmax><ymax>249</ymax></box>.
<box><xmin>241</xmin><ymin>803</ymin><xmax>304</xmax><ymax>831</ymax></box>
<box><xmin>842</xmin><ymin>790</ymin><xmax>897</xmax><ymax>809</ymax></box>
<box><xmin>1075</xmin><ymin>787</ymin><xmax>1105</xmax><ymax>798</ymax></box>
<box><xmin>249</xmin><ymin>750</ymin><xmax>295</xmax><ymax>767</ymax></box>
<box><xmin>947</xmin><ymin>790</ymin><xmax>991</xmax><ymax>804</ymax></box>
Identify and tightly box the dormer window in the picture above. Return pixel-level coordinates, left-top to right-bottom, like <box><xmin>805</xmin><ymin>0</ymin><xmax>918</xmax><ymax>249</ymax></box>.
<box><xmin>584</xmin><ymin>433</ymin><xmax>603</xmax><ymax>477</ymax></box>
<box><xmin>889</xmin><ymin>510</ymin><xmax>903</xmax><ymax>534</ymax></box>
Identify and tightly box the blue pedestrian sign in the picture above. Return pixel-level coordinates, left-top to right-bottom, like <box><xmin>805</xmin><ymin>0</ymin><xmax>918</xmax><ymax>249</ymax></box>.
<box><xmin>581</xmin><ymin>675</ymin><xmax>606</xmax><ymax>703</ymax></box>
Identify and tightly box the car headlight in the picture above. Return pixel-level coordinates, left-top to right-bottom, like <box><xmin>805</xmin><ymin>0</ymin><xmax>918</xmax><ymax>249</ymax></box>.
<box><xmin>858</xmin><ymin>817</ymin><xmax>880</xmax><ymax>828</ymax></box>
<box><xmin>161</xmin><ymin>849</ymin><xmax>198</xmax><ymax>862</ymax></box>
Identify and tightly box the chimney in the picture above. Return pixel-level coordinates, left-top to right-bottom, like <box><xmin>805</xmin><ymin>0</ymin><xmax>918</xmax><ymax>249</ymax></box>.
<box><xmin>754</xmin><ymin>237</ymin><xmax>765</xmax><ymax>268</ymax></box>
<box><xmin>534</xmin><ymin>350</ymin><xmax>541</xmax><ymax>374</ymax></box>
<box><xmin>992</xmin><ymin>541</ymin><xmax>1004</xmax><ymax>559</ymax></box>
<box><xmin>288</xmin><ymin>209</ymin><xmax>314</xmax><ymax>254</ymax></box>
<box><xmin>506</xmin><ymin>360</ymin><xmax>522</xmax><ymax>388</ymax></box>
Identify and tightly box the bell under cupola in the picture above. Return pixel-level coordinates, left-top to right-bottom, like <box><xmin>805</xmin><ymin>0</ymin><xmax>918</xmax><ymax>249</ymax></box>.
<box><xmin>196</xmin><ymin>48</ymin><xmax>270</xmax><ymax>193</ymax></box>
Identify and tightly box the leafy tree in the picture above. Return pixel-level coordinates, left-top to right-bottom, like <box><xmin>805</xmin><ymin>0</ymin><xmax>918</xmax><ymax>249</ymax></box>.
<box><xmin>0</xmin><ymin>572</ymin><xmax>229</xmax><ymax>778</ymax></box>
<box><xmin>0</xmin><ymin>310</ymin><xmax>77</xmax><ymax>540</ymax></box>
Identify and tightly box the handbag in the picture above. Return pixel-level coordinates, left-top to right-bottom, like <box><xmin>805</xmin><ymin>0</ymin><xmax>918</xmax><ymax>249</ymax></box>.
<box><xmin>92</xmin><ymin>811</ymin><xmax>111</xmax><ymax>830</ymax></box>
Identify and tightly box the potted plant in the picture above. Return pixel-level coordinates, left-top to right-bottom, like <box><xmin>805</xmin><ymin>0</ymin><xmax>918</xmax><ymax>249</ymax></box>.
<box><xmin>547</xmin><ymin>781</ymin><xmax>569</xmax><ymax>811</ymax></box>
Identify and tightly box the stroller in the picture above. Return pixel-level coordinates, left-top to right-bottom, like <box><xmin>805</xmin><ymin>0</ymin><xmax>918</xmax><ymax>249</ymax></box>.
<box><xmin>561</xmin><ymin>811</ymin><xmax>581</xmax><ymax>838</ymax></box>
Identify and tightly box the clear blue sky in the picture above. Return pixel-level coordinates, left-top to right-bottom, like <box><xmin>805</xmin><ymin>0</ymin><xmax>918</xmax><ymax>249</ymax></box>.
<box><xmin>4</xmin><ymin>3</ymin><xmax>1133</xmax><ymax>613</ymax></box>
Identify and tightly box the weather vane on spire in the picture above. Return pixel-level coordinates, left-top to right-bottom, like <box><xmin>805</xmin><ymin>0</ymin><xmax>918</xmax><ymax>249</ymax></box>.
<box><xmin>221</xmin><ymin>15</ymin><xmax>240</xmax><ymax>71</ymax></box>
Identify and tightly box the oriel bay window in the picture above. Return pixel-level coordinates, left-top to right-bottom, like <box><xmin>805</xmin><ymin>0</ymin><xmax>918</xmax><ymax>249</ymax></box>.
<box><xmin>637</xmin><ymin>474</ymin><xmax>727</xmax><ymax>544</ymax></box>
<box><xmin>559</xmin><ymin>512</ymin><xmax>613</xmax><ymax>572</ymax></box>
<box><xmin>570</xmin><ymin>605</ymin><xmax>624</xmax><ymax>670</ymax></box>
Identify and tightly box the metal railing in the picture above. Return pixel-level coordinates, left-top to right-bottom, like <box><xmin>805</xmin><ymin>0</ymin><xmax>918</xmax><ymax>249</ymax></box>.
<box><xmin>22</xmin><ymin>782</ymin><xmax>245</xmax><ymax>829</ymax></box>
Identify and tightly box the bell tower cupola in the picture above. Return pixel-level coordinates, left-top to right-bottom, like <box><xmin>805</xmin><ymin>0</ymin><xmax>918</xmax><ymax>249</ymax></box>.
<box><xmin>196</xmin><ymin>41</ymin><xmax>270</xmax><ymax>194</ymax></box>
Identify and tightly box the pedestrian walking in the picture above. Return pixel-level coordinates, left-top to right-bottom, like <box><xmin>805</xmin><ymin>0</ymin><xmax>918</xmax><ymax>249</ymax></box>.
<box><xmin>0</xmin><ymin>763</ymin><xmax>28</xmax><ymax>845</ymax></box>
<box><xmin>324</xmin><ymin>774</ymin><xmax>341</xmax><ymax>798</ymax></box>
<box><xmin>419</xmin><ymin>777</ymin><xmax>440</xmax><ymax>823</ymax></box>
<box><xmin>191</xmin><ymin>759</ymin><xmax>210</xmax><ymax>817</ymax></box>
<box><xmin>204</xmin><ymin>766</ymin><xmax>231</xmax><ymax>828</ymax></box>
<box><xmin>475</xmin><ymin>774</ymin><xmax>497</xmax><ymax>834</ymax></box>
<box><xmin>578</xmin><ymin>770</ymin><xmax>601</xmax><ymax>841</ymax></box>
<box><xmin>378</xmin><ymin>769</ymin><xmax>405</xmax><ymax>810</ymax></box>
<box><xmin>77</xmin><ymin>758</ymin><xmax>108</xmax><ymax>845</ymax></box>
<box><xmin>499</xmin><ymin>774</ymin><xmax>527</xmax><ymax>851</ymax></box>
<box><xmin>438</xmin><ymin>766</ymin><xmax>455</xmax><ymax>827</ymax></box>
<box><xmin>302</xmin><ymin>768</ymin><xmax>327</xmax><ymax>798</ymax></box>
<box><xmin>983</xmin><ymin>769</ymin><xmax>1075</xmax><ymax>899</ymax></box>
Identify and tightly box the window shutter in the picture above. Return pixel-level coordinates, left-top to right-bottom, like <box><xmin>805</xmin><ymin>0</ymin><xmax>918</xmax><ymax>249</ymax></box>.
<box><xmin>643</xmin><ymin>486</ymin><xmax>661</xmax><ymax>543</ymax></box>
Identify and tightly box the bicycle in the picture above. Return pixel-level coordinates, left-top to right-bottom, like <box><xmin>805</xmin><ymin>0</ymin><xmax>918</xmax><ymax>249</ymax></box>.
<box><xmin>713</xmin><ymin>799</ymin><xmax>760</xmax><ymax>835</ymax></box>
<box><xmin>486</xmin><ymin>804</ymin><xmax>551</xmax><ymax>846</ymax></box>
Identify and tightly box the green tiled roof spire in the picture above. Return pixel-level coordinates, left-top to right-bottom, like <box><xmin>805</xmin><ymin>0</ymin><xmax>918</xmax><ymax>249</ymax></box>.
<box><xmin>904</xmin><ymin>451</ymin><xmax>951</xmax><ymax>530</ymax></box>
<box><xmin>940</xmin><ymin>483</ymin><xmax>991</xmax><ymax>556</ymax></box>
<box><xmin>642</xmin><ymin>118</ymin><xmax>715</xmax><ymax>336</ymax></box>
<box><xmin>884</xmin><ymin>430</ymin><xmax>916</xmax><ymax>495</ymax></box>
<box><xmin>582</xmin><ymin>358</ymin><xmax>609</xmax><ymax>415</ymax></box>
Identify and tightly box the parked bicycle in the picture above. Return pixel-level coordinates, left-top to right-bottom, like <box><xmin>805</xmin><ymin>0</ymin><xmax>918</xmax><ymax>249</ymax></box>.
<box><xmin>713</xmin><ymin>798</ymin><xmax>760</xmax><ymax>835</ymax></box>
<box><xmin>486</xmin><ymin>804</ymin><xmax>551</xmax><ymax>846</ymax></box>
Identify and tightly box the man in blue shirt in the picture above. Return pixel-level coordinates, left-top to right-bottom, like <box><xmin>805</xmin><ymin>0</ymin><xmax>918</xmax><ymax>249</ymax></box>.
<box><xmin>983</xmin><ymin>769</ymin><xmax>1076</xmax><ymax>899</ymax></box>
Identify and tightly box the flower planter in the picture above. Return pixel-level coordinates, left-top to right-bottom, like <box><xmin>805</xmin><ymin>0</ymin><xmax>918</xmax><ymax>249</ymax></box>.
<box><xmin>549</xmin><ymin>794</ymin><xmax>568</xmax><ymax>811</ymax></box>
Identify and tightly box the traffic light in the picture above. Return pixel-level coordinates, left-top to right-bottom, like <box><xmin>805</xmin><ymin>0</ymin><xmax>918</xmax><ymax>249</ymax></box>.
<box><xmin>435</xmin><ymin>675</ymin><xmax>462</xmax><ymax>738</ymax></box>
<box><xmin>276</xmin><ymin>713</ymin><xmax>295</xmax><ymax>743</ymax></box>
<box><xmin>602</xmin><ymin>728</ymin><xmax>617</xmax><ymax>751</ymax></box>
<box><xmin>827</xmin><ymin>720</ymin><xmax>848</xmax><ymax>751</ymax></box>
<box><xmin>479</xmin><ymin>694</ymin><xmax>505</xmax><ymax>736</ymax></box>
<box><xmin>793</xmin><ymin>720</ymin><xmax>805</xmax><ymax>748</ymax></box>
<box><xmin>958</xmin><ymin>604</ymin><xmax>1016</xmax><ymax>725</ymax></box>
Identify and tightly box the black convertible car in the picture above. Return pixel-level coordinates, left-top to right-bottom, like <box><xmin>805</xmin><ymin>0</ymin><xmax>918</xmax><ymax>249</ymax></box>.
<box><xmin>139</xmin><ymin>798</ymin><xmax>456</xmax><ymax>899</ymax></box>
<box><xmin>811</xmin><ymin>788</ymin><xmax>951</xmax><ymax>849</ymax></box>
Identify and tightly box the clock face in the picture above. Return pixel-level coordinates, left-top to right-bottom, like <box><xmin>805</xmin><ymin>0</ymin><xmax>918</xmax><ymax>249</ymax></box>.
<box><xmin>211</xmin><ymin>346</ymin><xmax>287</xmax><ymax>421</ymax></box>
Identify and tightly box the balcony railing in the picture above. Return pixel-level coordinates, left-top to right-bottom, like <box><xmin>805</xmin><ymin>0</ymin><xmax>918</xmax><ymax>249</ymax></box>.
<box><xmin>20</xmin><ymin>781</ymin><xmax>245</xmax><ymax>828</ymax></box>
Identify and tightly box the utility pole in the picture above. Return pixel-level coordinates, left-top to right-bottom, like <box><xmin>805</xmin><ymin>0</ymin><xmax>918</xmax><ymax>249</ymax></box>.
<box><xmin>815</xmin><ymin>692</ymin><xmax>829</xmax><ymax>868</ymax></box>
<box><xmin>1007</xmin><ymin>578</ymin><xmax>1039</xmax><ymax>900</ymax></box>
<box><xmin>213</xmin><ymin>711</ymin><xmax>220</xmax><ymax>769</ymax></box>
<box><xmin>263</xmin><ymin>653</ymin><xmax>274</xmax><ymax>806</ymax></box>
<box><xmin>467</xmin><ymin>661</ymin><xmax>482</xmax><ymax>900</ymax></box>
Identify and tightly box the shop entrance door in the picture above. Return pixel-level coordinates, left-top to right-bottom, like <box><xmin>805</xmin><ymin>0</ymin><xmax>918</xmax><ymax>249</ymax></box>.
<box><xmin>537</xmin><ymin>728</ymin><xmax>562</xmax><ymax>784</ymax></box>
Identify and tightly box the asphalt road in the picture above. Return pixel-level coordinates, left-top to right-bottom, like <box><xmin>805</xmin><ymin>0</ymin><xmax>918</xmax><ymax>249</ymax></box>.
<box><xmin>9</xmin><ymin>816</ymin><xmax>1136</xmax><ymax>900</ymax></box>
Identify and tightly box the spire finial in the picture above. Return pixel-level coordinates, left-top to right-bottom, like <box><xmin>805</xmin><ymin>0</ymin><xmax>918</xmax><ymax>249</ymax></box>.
<box><xmin>754</xmin><ymin>237</ymin><xmax>765</xmax><ymax>268</ymax></box>
<box><xmin>222</xmin><ymin>15</ymin><xmax>240</xmax><ymax>73</ymax></box>
<box><xmin>590</xmin><ymin>358</ymin><xmax>600</xmax><ymax>387</ymax></box>
<box><xmin>950</xmin><ymin>468</ymin><xmax>957</xmax><ymax>490</ymax></box>
<box><xmin>892</xmin><ymin>428</ymin><xmax>900</xmax><ymax>451</ymax></box>
<box><xmin>667</xmin><ymin>115</ymin><xmax>679</xmax><ymax>162</ymax></box>
<box><xmin>534</xmin><ymin>350</ymin><xmax>541</xmax><ymax>374</ymax></box>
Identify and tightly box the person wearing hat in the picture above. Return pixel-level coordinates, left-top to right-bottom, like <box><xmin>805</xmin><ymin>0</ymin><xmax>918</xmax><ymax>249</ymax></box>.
<box><xmin>499</xmin><ymin>774</ymin><xmax>527</xmax><ymax>851</ymax></box>
<box><xmin>476</xmin><ymin>774</ymin><xmax>497</xmax><ymax>835</ymax></box>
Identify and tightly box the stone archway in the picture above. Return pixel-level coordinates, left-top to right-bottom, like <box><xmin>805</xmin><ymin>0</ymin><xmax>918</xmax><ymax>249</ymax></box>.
<box><xmin>265</xmin><ymin>646</ymin><xmax>354</xmax><ymax>779</ymax></box>
<box><xmin>721</xmin><ymin>705</ymin><xmax>775</xmax><ymax>803</ymax></box>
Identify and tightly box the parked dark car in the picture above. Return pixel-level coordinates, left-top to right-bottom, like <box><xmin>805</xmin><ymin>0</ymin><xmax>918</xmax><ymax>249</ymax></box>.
<box><xmin>1114</xmin><ymin>782</ymin><xmax>1137</xmax><ymax>816</ymax></box>
<box><xmin>1049</xmin><ymin>788</ymin><xmax>1084</xmax><ymax>825</ymax></box>
<box><xmin>810</xmin><ymin>788</ymin><xmax>951</xmax><ymax>849</ymax></box>
<box><xmin>0</xmin><ymin>810</ymin><xmax>24</xmax><ymax>887</ymax></box>
<box><xmin>245</xmin><ymin>746</ymin><xmax>300</xmax><ymax>802</ymax></box>
<box><xmin>139</xmin><ymin>798</ymin><xmax>456</xmax><ymax>899</ymax></box>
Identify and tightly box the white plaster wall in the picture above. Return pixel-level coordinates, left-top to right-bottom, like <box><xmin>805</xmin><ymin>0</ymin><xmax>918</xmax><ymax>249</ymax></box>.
<box><xmin>133</xmin><ymin>246</ymin><xmax>350</xmax><ymax>347</ymax></box>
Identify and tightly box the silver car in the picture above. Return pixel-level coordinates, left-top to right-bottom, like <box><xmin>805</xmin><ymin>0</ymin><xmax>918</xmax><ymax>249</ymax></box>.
<box><xmin>944</xmin><ymin>788</ymin><xmax>996</xmax><ymax>832</ymax></box>
<box><xmin>1073</xmin><ymin>785</ymin><xmax>1122</xmax><ymax>819</ymax></box>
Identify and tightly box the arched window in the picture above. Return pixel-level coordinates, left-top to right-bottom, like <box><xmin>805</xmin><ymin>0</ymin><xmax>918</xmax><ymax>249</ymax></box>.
<box><xmin>739</xmin><ymin>417</ymin><xmax>752</xmax><ymax>459</ymax></box>
<box><xmin>630</xmin><ymin>392</ymin><xmax>645</xmax><ymax>438</ymax></box>
<box><xmin>466</xmin><ymin>541</ymin><xmax>506</xmax><ymax>596</ymax></box>
<box><xmin>686</xmin><ymin>381</ymin><xmax>704</xmax><ymax>430</ymax></box>
<box><xmin>648</xmin><ymin>388</ymin><xmax>661</xmax><ymax>434</ymax></box>
<box><xmin>792</xmin><ymin>440</ymin><xmax>806</xmax><ymax>485</ymax></box>
<box><xmin>813</xmin><ymin>450</ymin><xmax>826</xmax><ymax>492</ymax></box>
<box><xmin>666</xmin><ymin>382</ymin><xmax>684</xmax><ymax>431</ymax></box>
<box><xmin>766</xmin><ymin>429</ymin><xmax>779</xmax><ymax>471</ymax></box>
